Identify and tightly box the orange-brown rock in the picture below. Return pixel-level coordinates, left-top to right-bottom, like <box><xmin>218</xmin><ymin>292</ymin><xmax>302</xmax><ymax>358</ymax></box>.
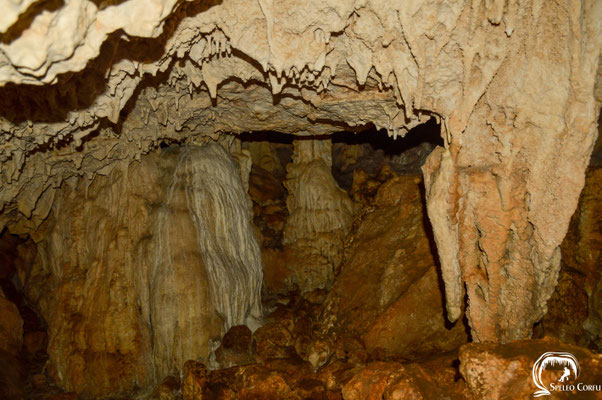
<box><xmin>45</xmin><ymin>393</ymin><xmax>78</xmax><ymax>400</ymax></box>
<box><xmin>363</xmin><ymin>267</ymin><xmax>468</xmax><ymax>357</ymax></box>
<box><xmin>384</xmin><ymin>354</ymin><xmax>473</xmax><ymax>400</ymax></box>
<box><xmin>0</xmin><ymin>349</ymin><xmax>26</xmax><ymax>400</ymax></box>
<box><xmin>182</xmin><ymin>361</ymin><xmax>209</xmax><ymax>400</ymax></box>
<box><xmin>0</xmin><ymin>290</ymin><xmax>23</xmax><ymax>357</ymax></box>
<box><xmin>248</xmin><ymin>163</ymin><xmax>289</xmax><ymax>251</ymax></box>
<box><xmin>23</xmin><ymin>331</ymin><xmax>47</xmax><ymax>358</ymax></box>
<box><xmin>316</xmin><ymin>359</ymin><xmax>359</xmax><ymax>391</ymax></box>
<box><xmin>251</xmin><ymin>322</ymin><xmax>295</xmax><ymax>363</ymax></box>
<box><xmin>294</xmin><ymin>378</ymin><xmax>328</xmax><ymax>399</ymax></box>
<box><xmin>341</xmin><ymin>361</ymin><xmax>404</xmax><ymax>400</ymax></box>
<box><xmin>262</xmin><ymin>248</ymin><xmax>295</xmax><ymax>295</ymax></box>
<box><xmin>294</xmin><ymin>335</ymin><xmax>333</xmax><ymax>371</ymax></box>
<box><xmin>320</xmin><ymin>175</ymin><xmax>468</xmax><ymax>358</ymax></box>
<box><xmin>262</xmin><ymin>356</ymin><xmax>315</xmax><ymax>387</ymax></box>
<box><xmin>150</xmin><ymin>376</ymin><xmax>180</xmax><ymax>400</ymax></box>
<box><xmin>459</xmin><ymin>338</ymin><xmax>602</xmax><ymax>400</ymax></box>
<box><xmin>215</xmin><ymin>325</ymin><xmax>254</xmax><ymax>369</ymax></box>
<box><xmin>236</xmin><ymin>364</ymin><xmax>301</xmax><ymax>400</ymax></box>
<box><xmin>33</xmin><ymin>374</ymin><xmax>48</xmax><ymax>390</ymax></box>
<box><xmin>342</xmin><ymin>354</ymin><xmax>473</xmax><ymax>400</ymax></box>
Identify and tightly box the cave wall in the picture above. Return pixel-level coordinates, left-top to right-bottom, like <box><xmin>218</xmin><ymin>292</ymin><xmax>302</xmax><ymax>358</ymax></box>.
<box><xmin>0</xmin><ymin>0</ymin><xmax>600</xmax><ymax>348</ymax></box>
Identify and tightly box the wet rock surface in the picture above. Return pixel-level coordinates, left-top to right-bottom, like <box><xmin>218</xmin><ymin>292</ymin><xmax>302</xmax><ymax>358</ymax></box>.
<box><xmin>143</xmin><ymin>291</ymin><xmax>472</xmax><ymax>400</ymax></box>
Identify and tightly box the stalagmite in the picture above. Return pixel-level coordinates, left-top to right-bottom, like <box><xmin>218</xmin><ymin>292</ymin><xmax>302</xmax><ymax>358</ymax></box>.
<box><xmin>282</xmin><ymin>138</ymin><xmax>355</xmax><ymax>292</ymax></box>
<box><xmin>172</xmin><ymin>144</ymin><xmax>263</xmax><ymax>330</ymax></box>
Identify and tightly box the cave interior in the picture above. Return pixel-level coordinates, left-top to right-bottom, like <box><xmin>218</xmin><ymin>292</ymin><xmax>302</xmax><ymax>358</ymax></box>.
<box><xmin>0</xmin><ymin>0</ymin><xmax>601</xmax><ymax>399</ymax></box>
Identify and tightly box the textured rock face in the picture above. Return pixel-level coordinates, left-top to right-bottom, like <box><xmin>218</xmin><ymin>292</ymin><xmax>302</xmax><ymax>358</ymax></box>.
<box><xmin>0</xmin><ymin>0</ymin><xmax>600</xmax><ymax>351</ymax></box>
<box><xmin>17</xmin><ymin>143</ymin><xmax>263</xmax><ymax>397</ymax></box>
<box><xmin>0</xmin><ymin>289</ymin><xmax>23</xmax><ymax>357</ymax></box>
<box><xmin>320</xmin><ymin>174</ymin><xmax>468</xmax><ymax>358</ymax></box>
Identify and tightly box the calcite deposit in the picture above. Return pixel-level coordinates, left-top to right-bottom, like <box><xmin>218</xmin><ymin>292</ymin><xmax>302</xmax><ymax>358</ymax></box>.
<box><xmin>282</xmin><ymin>139</ymin><xmax>355</xmax><ymax>292</ymax></box>
<box><xmin>0</xmin><ymin>0</ymin><xmax>601</xmax><ymax>398</ymax></box>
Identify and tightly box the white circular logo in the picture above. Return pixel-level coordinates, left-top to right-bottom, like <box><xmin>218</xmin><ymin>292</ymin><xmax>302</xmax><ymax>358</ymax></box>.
<box><xmin>532</xmin><ymin>352</ymin><xmax>580</xmax><ymax>397</ymax></box>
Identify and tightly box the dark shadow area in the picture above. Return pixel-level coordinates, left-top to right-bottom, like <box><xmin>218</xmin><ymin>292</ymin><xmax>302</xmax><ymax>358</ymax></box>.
<box><xmin>332</xmin><ymin>117</ymin><xmax>442</xmax><ymax>156</ymax></box>
<box><xmin>332</xmin><ymin>117</ymin><xmax>444</xmax><ymax>190</ymax></box>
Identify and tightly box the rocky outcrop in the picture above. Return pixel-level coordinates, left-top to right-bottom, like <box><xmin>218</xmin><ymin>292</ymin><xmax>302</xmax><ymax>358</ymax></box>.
<box><xmin>0</xmin><ymin>289</ymin><xmax>25</xmax><ymax>400</ymax></box>
<box><xmin>17</xmin><ymin>143</ymin><xmax>263</xmax><ymax>397</ymax></box>
<box><xmin>0</xmin><ymin>289</ymin><xmax>23</xmax><ymax>358</ymax></box>
<box><xmin>342</xmin><ymin>356</ymin><xmax>473</xmax><ymax>400</ymax></box>
<box><xmin>320</xmin><ymin>174</ymin><xmax>468</xmax><ymax>358</ymax></box>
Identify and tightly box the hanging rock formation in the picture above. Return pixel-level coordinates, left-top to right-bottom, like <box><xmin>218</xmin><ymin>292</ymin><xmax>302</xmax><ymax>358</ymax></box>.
<box><xmin>17</xmin><ymin>143</ymin><xmax>263</xmax><ymax>397</ymax></box>
<box><xmin>0</xmin><ymin>0</ymin><xmax>600</xmax><ymax>353</ymax></box>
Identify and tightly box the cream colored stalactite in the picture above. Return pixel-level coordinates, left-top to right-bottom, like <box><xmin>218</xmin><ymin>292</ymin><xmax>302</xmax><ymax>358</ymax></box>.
<box><xmin>422</xmin><ymin>146</ymin><xmax>463</xmax><ymax>324</ymax></box>
<box><xmin>422</xmin><ymin>0</ymin><xmax>601</xmax><ymax>342</ymax></box>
